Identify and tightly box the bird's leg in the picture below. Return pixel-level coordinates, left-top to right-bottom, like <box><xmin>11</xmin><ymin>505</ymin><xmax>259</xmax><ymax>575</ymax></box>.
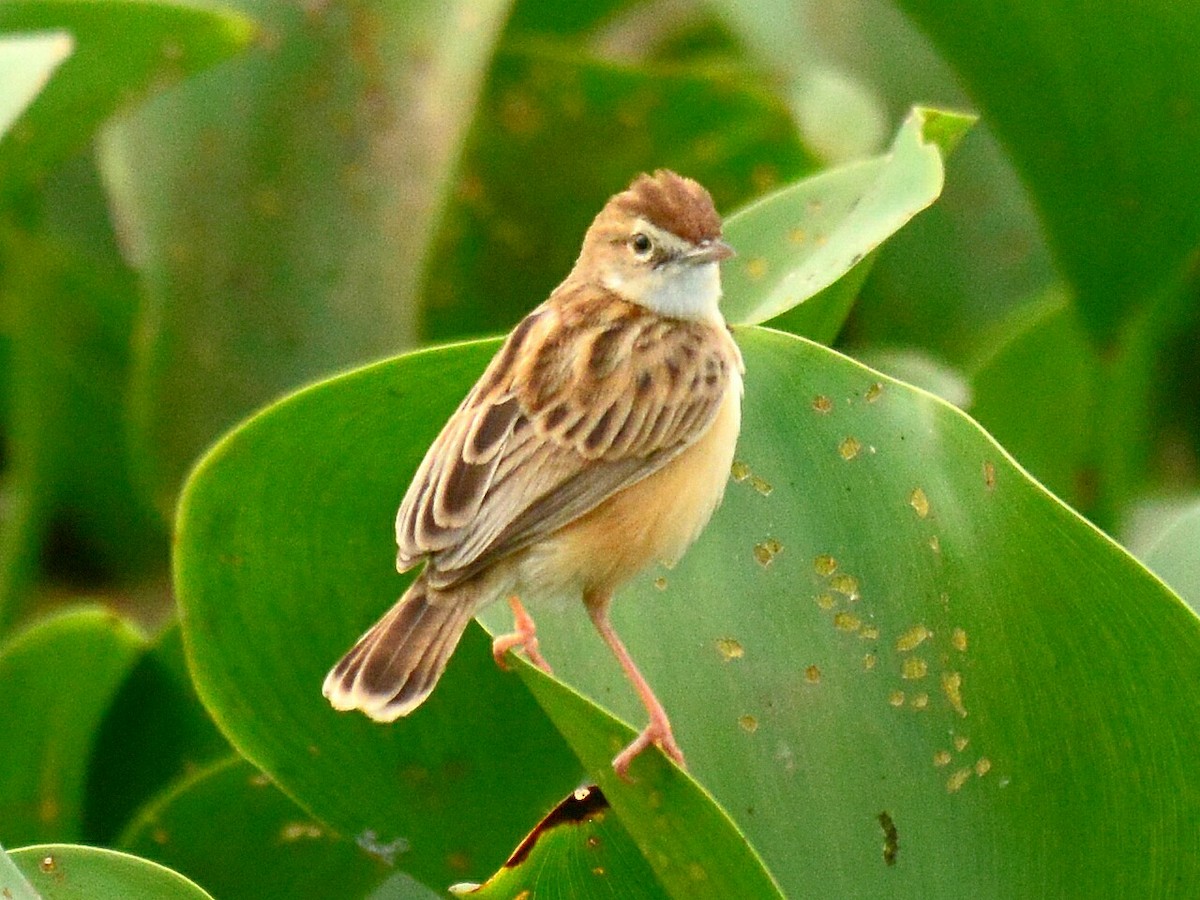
<box><xmin>584</xmin><ymin>589</ymin><xmax>685</xmax><ymax>779</ymax></box>
<box><xmin>492</xmin><ymin>595</ymin><xmax>553</xmax><ymax>673</ymax></box>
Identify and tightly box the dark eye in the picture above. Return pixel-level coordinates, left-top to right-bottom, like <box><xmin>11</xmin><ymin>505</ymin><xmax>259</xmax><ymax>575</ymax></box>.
<box><xmin>631</xmin><ymin>233</ymin><xmax>652</xmax><ymax>256</ymax></box>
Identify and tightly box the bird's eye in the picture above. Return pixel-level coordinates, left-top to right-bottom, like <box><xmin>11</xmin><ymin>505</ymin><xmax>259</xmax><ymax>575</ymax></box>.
<box><xmin>630</xmin><ymin>233</ymin><xmax>653</xmax><ymax>256</ymax></box>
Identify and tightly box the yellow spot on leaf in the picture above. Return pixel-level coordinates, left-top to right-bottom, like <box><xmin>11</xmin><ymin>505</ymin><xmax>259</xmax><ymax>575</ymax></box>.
<box><xmin>910</xmin><ymin>488</ymin><xmax>930</xmax><ymax>518</ymax></box>
<box><xmin>865</xmin><ymin>382</ymin><xmax>883</xmax><ymax>403</ymax></box>
<box><xmin>813</xmin><ymin>554</ymin><xmax>838</xmax><ymax>576</ymax></box>
<box><xmin>830</xmin><ymin>573</ymin><xmax>859</xmax><ymax>599</ymax></box>
<box><xmin>749</xmin><ymin>474</ymin><xmax>774</xmax><ymax>496</ymax></box>
<box><xmin>947</xmin><ymin>768</ymin><xmax>972</xmax><ymax>793</ymax></box>
<box><xmin>860</xmin><ymin>625</ymin><xmax>880</xmax><ymax>640</ymax></box>
<box><xmin>910</xmin><ymin>692</ymin><xmax>929</xmax><ymax>710</ymax></box>
<box><xmin>833</xmin><ymin>611</ymin><xmax>862</xmax><ymax>632</ymax></box>
<box><xmin>984</xmin><ymin>460</ymin><xmax>997</xmax><ymax>490</ymax></box>
<box><xmin>951</xmin><ymin>627</ymin><xmax>968</xmax><ymax>652</ymax></box>
<box><xmin>788</xmin><ymin>227</ymin><xmax>807</xmax><ymax>244</ymax></box>
<box><xmin>805</xmin><ymin>664</ymin><xmax>822</xmax><ymax>683</ymax></box>
<box><xmin>929</xmin><ymin>535</ymin><xmax>941</xmax><ymax>553</ymax></box>
<box><xmin>895</xmin><ymin>624</ymin><xmax>932</xmax><ymax>652</ymax></box>
<box><xmin>975</xmin><ymin>757</ymin><xmax>992</xmax><ymax>777</ymax></box>
<box><xmin>654</xmin><ymin>576</ymin><xmax>668</xmax><ymax>591</ymax></box>
<box><xmin>888</xmin><ymin>690</ymin><xmax>905</xmax><ymax>707</ymax></box>
<box><xmin>716</xmin><ymin>638</ymin><xmax>744</xmax><ymax>661</ymax></box>
<box><xmin>812</xmin><ymin>395</ymin><xmax>833</xmax><ymax>413</ymax></box>
<box><xmin>839</xmin><ymin>436</ymin><xmax>862</xmax><ymax>460</ymax></box>
<box><xmin>901</xmin><ymin>657</ymin><xmax>928</xmax><ymax>680</ymax></box>
<box><xmin>730</xmin><ymin>460</ymin><xmax>751</xmax><ymax>482</ymax></box>
<box><xmin>753</xmin><ymin>538</ymin><xmax>783</xmax><ymax>567</ymax></box>
<box><xmin>816</xmin><ymin>593</ymin><xmax>836</xmax><ymax>610</ymax></box>
<box><xmin>863</xmin><ymin>653</ymin><xmax>877</xmax><ymax>670</ymax></box>
<box><xmin>933</xmin><ymin>750</ymin><xmax>952</xmax><ymax>767</ymax></box>
<box><xmin>943</xmin><ymin>671</ymin><xmax>968</xmax><ymax>717</ymax></box>
<box><xmin>954</xmin><ymin>734</ymin><xmax>969</xmax><ymax>752</ymax></box>
<box><xmin>739</xmin><ymin>714</ymin><xmax>759</xmax><ymax>733</ymax></box>
<box><xmin>746</xmin><ymin>257</ymin><xmax>768</xmax><ymax>279</ymax></box>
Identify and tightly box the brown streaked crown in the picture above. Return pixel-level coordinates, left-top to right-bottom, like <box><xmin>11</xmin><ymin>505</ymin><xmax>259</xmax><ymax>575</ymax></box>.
<box><xmin>611</xmin><ymin>169</ymin><xmax>722</xmax><ymax>245</ymax></box>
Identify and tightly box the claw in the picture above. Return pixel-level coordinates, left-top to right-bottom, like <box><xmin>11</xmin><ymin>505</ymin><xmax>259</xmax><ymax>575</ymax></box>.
<box><xmin>491</xmin><ymin>596</ymin><xmax>553</xmax><ymax>673</ymax></box>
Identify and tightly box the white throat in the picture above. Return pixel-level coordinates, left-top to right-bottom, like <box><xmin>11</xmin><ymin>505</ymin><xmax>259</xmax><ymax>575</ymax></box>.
<box><xmin>604</xmin><ymin>261</ymin><xmax>723</xmax><ymax>322</ymax></box>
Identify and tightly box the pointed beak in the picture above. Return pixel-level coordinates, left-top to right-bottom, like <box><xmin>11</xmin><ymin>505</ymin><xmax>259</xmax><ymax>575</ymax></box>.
<box><xmin>687</xmin><ymin>238</ymin><xmax>736</xmax><ymax>265</ymax></box>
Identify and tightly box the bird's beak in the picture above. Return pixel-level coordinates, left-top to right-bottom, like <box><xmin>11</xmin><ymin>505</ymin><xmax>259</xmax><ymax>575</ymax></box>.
<box><xmin>687</xmin><ymin>238</ymin><xmax>736</xmax><ymax>264</ymax></box>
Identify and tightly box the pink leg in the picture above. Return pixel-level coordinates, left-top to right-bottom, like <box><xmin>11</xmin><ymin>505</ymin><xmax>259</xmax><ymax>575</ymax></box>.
<box><xmin>585</xmin><ymin>590</ymin><xmax>685</xmax><ymax>779</ymax></box>
<box><xmin>492</xmin><ymin>596</ymin><xmax>553</xmax><ymax>673</ymax></box>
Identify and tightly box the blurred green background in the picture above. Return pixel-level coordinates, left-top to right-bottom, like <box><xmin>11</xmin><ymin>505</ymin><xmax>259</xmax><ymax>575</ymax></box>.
<box><xmin>2</xmin><ymin>0</ymin><xmax>1199</xmax><ymax>897</ymax></box>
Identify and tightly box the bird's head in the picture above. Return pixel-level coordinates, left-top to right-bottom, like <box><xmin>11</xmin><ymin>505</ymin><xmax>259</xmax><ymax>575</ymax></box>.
<box><xmin>572</xmin><ymin>170</ymin><xmax>735</xmax><ymax>321</ymax></box>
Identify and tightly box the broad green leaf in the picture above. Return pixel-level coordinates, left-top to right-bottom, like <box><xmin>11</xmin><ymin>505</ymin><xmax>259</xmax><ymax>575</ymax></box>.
<box><xmin>457</xmin><ymin>784</ymin><xmax>669</xmax><ymax>899</ymax></box>
<box><xmin>1142</xmin><ymin>500</ymin><xmax>1200</xmax><ymax>613</ymax></box>
<box><xmin>85</xmin><ymin>622</ymin><xmax>229</xmax><ymax>843</ymax></box>
<box><xmin>891</xmin><ymin>0</ymin><xmax>1200</xmax><ymax>345</ymax></box>
<box><xmin>10</xmin><ymin>844</ymin><xmax>212</xmax><ymax>899</ymax></box>
<box><xmin>0</xmin><ymin>606</ymin><xmax>143</xmax><ymax>846</ymax></box>
<box><xmin>722</xmin><ymin>107</ymin><xmax>975</xmax><ymax>332</ymax></box>
<box><xmin>120</xmin><ymin>756</ymin><xmax>436</xmax><ymax>900</ymax></box>
<box><xmin>175</xmin><ymin>355</ymin><xmax>584</xmax><ymax>891</ymax></box>
<box><xmin>963</xmin><ymin>291</ymin><xmax>1098</xmax><ymax>510</ymax></box>
<box><xmin>0</xmin><ymin>842</ymin><xmax>38</xmax><ymax>900</ymax></box>
<box><xmin>181</xmin><ymin>324</ymin><xmax>1200</xmax><ymax>895</ymax></box>
<box><xmin>511</xmin><ymin>670</ymin><xmax>783</xmax><ymax>898</ymax></box>
<box><xmin>421</xmin><ymin>40</ymin><xmax>814</xmax><ymax>341</ymax></box>
<box><xmin>101</xmin><ymin>0</ymin><xmax>511</xmax><ymax>517</ymax></box>
<box><xmin>0</xmin><ymin>31</ymin><xmax>71</xmax><ymax>138</ymax></box>
<box><xmin>0</xmin><ymin>0</ymin><xmax>253</xmax><ymax>193</ymax></box>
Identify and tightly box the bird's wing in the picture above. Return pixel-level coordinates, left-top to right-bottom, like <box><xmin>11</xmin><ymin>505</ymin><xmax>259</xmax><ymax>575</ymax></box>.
<box><xmin>395</xmin><ymin>290</ymin><xmax>740</xmax><ymax>588</ymax></box>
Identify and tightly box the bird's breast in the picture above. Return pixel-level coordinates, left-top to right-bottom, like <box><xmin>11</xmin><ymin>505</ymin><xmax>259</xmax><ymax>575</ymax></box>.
<box><xmin>523</xmin><ymin>367</ymin><xmax>742</xmax><ymax>598</ymax></box>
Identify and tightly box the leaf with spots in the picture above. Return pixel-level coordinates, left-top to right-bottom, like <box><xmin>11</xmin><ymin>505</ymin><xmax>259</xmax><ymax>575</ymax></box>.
<box><xmin>458</xmin><ymin>784</ymin><xmax>670</xmax><ymax>899</ymax></box>
<box><xmin>721</xmin><ymin>106</ymin><xmax>976</xmax><ymax>334</ymax></box>
<box><xmin>175</xmin><ymin>321</ymin><xmax>1200</xmax><ymax>896</ymax></box>
<box><xmin>119</xmin><ymin>756</ymin><xmax>438</xmax><ymax>900</ymax></box>
<box><xmin>8</xmin><ymin>844</ymin><xmax>213</xmax><ymax>899</ymax></box>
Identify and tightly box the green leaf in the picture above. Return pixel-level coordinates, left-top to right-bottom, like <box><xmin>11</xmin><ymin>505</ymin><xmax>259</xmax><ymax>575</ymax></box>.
<box><xmin>722</xmin><ymin>106</ymin><xmax>975</xmax><ymax>334</ymax></box>
<box><xmin>0</xmin><ymin>842</ymin><xmax>39</xmax><ymax>900</ymax></box>
<box><xmin>84</xmin><ymin>622</ymin><xmax>229</xmax><ymax>843</ymax></box>
<box><xmin>0</xmin><ymin>606</ymin><xmax>144</xmax><ymax>846</ymax></box>
<box><xmin>458</xmin><ymin>784</ymin><xmax>669</xmax><ymax>899</ymax></box>
<box><xmin>0</xmin><ymin>31</ymin><xmax>71</xmax><ymax>139</ymax></box>
<box><xmin>179</xmin><ymin>323</ymin><xmax>1200</xmax><ymax>895</ymax></box>
<box><xmin>120</xmin><ymin>756</ymin><xmax>436</xmax><ymax>900</ymax></box>
<box><xmin>421</xmin><ymin>40</ymin><xmax>815</xmax><ymax>341</ymax></box>
<box><xmin>891</xmin><ymin>0</ymin><xmax>1200</xmax><ymax>345</ymax></box>
<box><xmin>100</xmin><ymin>0</ymin><xmax>512</xmax><ymax>517</ymax></box>
<box><xmin>512</xmin><ymin>670</ymin><xmax>783</xmax><ymax>898</ymax></box>
<box><xmin>175</xmin><ymin>342</ymin><xmax>584</xmax><ymax>890</ymax></box>
<box><xmin>1141</xmin><ymin>500</ymin><xmax>1200</xmax><ymax>613</ymax></box>
<box><xmin>0</xmin><ymin>0</ymin><xmax>254</xmax><ymax>193</ymax></box>
<box><xmin>963</xmin><ymin>291</ymin><xmax>1099</xmax><ymax>509</ymax></box>
<box><xmin>10</xmin><ymin>844</ymin><xmax>212</xmax><ymax>899</ymax></box>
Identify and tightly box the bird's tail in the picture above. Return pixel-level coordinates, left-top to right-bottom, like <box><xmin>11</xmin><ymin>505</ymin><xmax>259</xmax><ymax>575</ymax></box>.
<box><xmin>322</xmin><ymin>573</ymin><xmax>477</xmax><ymax>721</ymax></box>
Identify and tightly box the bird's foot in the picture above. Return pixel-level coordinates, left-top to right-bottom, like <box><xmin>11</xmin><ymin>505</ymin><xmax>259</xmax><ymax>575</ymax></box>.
<box><xmin>492</xmin><ymin>596</ymin><xmax>553</xmax><ymax>673</ymax></box>
<box><xmin>612</xmin><ymin>710</ymin><xmax>686</xmax><ymax>781</ymax></box>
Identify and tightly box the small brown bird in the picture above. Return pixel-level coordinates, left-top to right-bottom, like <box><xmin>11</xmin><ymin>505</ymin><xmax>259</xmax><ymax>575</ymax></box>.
<box><xmin>324</xmin><ymin>170</ymin><xmax>743</xmax><ymax>776</ymax></box>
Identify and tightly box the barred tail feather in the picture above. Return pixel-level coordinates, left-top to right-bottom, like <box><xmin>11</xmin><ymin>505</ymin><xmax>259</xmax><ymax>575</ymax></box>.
<box><xmin>322</xmin><ymin>574</ymin><xmax>476</xmax><ymax>721</ymax></box>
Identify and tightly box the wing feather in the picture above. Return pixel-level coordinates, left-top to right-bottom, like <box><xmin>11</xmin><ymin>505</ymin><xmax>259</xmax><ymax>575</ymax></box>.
<box><xmin>395</xmin><ymin>289</ymin><xmax>741</xmax><ymax>588</ymax></box>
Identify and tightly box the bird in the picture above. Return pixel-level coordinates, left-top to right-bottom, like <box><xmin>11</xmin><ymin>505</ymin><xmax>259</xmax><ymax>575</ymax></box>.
<box><xmin>323</xmin><ymin>169</ymin><xmax>744</xmax><ymax>777</ymax></box>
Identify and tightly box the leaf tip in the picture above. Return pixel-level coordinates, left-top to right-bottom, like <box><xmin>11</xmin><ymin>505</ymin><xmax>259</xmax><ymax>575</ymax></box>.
<box><xmin>910</xmin><ymin>106</ymin><xmax>978</xmax><ymax>159</ymax></box>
